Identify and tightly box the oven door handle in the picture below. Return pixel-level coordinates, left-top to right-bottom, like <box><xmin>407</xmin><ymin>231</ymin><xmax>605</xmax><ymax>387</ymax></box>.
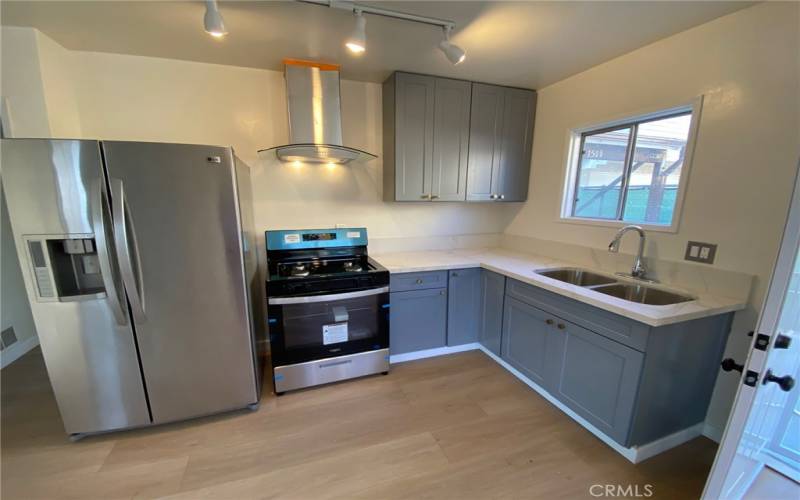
<box><xmin>268</xmin><ymin>286</ymin><xmax>389</xmax><ymax>305</ymax></box>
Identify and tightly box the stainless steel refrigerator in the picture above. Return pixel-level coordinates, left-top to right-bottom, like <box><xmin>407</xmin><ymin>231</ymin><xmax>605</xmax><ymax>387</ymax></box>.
<box><xmin>2</xmin><ymin>139</ymin><xmax>262</xmax><ymax>438</ymax></box>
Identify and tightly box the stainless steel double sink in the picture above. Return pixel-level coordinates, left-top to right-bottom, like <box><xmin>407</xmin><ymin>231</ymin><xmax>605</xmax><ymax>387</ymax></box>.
<box><xmin>535</xmin><ymin>268</ymin><xmax>695</xmax><ymax>306</ymax></box>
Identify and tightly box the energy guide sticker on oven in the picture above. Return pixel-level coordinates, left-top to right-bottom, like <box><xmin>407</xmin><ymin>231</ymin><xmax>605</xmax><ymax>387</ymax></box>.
<box><xmin>284</xmin><ymin>234</ymin><xmax>300</xmax><ymax>244</ymax></box>
<box><xmin>323</xmin><ymin>323</ymin><xmax>348</xmax><ymax>345</ymax></box>
<box><xmin>346</xmin><ymin>231</ymin><xmax>361</xmax><ymax>238</ymax></box>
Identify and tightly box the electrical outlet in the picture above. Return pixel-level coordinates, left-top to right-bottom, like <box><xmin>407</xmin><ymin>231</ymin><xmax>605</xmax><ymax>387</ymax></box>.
<box><xmin>685</xmin><ymin>241</ymin><xmax>717</xmax><ymax>264</ymax></box>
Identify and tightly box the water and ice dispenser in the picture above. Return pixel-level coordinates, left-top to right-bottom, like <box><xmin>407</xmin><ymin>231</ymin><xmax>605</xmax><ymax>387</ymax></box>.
<box><xmin>27</xmin><ymin>237</ymin><xmax>105</xmax><ymax>301</ymax></box>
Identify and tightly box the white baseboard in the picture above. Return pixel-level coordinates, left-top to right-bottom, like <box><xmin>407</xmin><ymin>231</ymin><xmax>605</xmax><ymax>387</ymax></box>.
<box><xmin>702</xmin><ymin>423</ymin><xmax>723</xmax><ymax>443</ymax></box>
<box><xmin>389</xmin><ymin>343</ymin><xmax>481</xmax><ymax>364</ymax></box>
<box><xmin>1</xmin><ymin>335</ymin><xmax>39</xmax><ymax>369</ymax></box>
<box><xmin>391</xmin><ymin>342</ymin><xmax>705</xmax><ymax>463</ymax></box>
<box><xmin>632</xmin><ymin>423</ymin><xmax>705</xmax><ymax>463</ymax></box>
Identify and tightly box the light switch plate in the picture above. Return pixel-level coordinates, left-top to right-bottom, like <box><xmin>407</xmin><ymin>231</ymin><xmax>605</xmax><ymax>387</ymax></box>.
<box><xmin>685</xmin><ymin>241</ymin><xmax>717</xmax><ymax>264</ymax></box>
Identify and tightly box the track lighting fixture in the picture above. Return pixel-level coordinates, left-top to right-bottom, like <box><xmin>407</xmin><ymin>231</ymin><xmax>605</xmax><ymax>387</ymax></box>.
<box><xmin>345</xmin><ymin>10</ymin><xmax>366</xmax><ymax>53</ymax></box>
<box><xmin>204</xmin><ymin>0</ymin><xmax>228</xmax><ymax>38</ymax></box>
<box><xmin>438</xmin><ymin>26</ymin><xmax>466</xmax><ymax>65</ymax></box>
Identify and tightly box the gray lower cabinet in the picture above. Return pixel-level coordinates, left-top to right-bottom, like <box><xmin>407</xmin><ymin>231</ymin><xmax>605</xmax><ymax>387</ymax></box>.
<box><xmin>548</xmin><ymin>317</ymin><xmax>644</xmax><ymax>445</ymax></box>
<box><xmin>501</xmin><ymin>277</ymin><xmax>732</xmax><ymax>447</ymax></box>
<box><xmin>479</xmin><ymin>270</ymin><xmax>505</xmax><ymax>355</ymax></box>
<box><xmin>466</xmin><ymin>83</ymin><xmax>536</xmax><ymax>202</ymax></box>
<box><xmin>447</xmin><ymin>268</ymin><xmax>481</xmax><ymax>346</ymax></box>
<box><xmin>501</xmin><ymin>297</ymin><xmax>552</xmax><ymax>387</ymax></box>
<box><xmin>390</xmin><ymin>287</ymin><xmax>448</xmax><ymax>355</ymax></box>
<box><xmin>383</xmin><ymin>72</ymin><xmax>471</xmax><ymax>202</ymax></box>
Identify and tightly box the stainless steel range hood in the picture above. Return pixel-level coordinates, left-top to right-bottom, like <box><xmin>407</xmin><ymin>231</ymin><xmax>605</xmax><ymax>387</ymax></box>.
<box><xmin>259</xmin><ymin>59</ymin><xmax>377</xmax><ymax>165</ymax></box>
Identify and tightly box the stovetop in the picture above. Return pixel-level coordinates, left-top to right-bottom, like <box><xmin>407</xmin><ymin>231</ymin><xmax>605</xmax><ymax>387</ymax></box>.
<box><xmin>276</xmin><ymin>256</ymin><xmax>375</xmax><ymax>278</ymax></box>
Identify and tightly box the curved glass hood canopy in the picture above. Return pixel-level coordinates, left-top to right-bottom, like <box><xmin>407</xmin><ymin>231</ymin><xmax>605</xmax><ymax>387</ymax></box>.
<box><xmin>260</xmin><ymin>59</ymin><xmax>377</xmax><ymax>165</ymax></box>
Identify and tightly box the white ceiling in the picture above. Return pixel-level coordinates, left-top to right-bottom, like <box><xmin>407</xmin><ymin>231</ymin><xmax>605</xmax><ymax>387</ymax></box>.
<box><xmin>1</xmin><ymin>1</ymin><xmax>755</xmax><ymax>89</ymax></box>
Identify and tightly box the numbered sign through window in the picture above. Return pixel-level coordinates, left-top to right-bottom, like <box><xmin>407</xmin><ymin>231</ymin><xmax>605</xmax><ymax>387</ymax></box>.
<box><xmin>562</xmin><ymin>101</ymin><xmax>701</xmax><ymax>231</ymax></box>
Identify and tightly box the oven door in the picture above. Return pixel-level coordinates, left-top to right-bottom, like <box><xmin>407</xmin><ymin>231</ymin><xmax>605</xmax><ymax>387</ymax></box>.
<box><xmin>267</xmin><ymin>287</ymin><xmax>389</xmax><ymax>367</ymax></box>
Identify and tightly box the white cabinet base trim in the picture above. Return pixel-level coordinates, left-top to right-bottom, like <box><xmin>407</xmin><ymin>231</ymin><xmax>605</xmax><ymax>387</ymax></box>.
<box><xmin>391</xmin><ymin>342</ymin><xmax>708</xmax><ymax>464</ymax></box>
<box><xmin>1</xmin><ymin>335</ymin><xmax>39</xmax><ymax>369</ymax></box>
<box><xmin>389</xmin><ymin>343</ymin><xmax>481</xmax><ymax>364</ymax></box>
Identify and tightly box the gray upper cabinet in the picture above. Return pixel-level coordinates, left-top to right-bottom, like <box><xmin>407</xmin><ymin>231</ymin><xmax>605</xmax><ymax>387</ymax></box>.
<box><xmin>384</xmin><ymin>72</ymin><xmax>435</xmax><ymax>201</ymax></box>
<box><xmin>466</xmin><ymin>83</ymin><xmax>536</xmax><ymax>202</ymax></box>
<box><xmin>384</xmin><ymin>72</ymin><xmax>535</xmax><ymax>203</ymax></box>
<box><xmin>383</xmin><ymin>72</ymin><xmax>470</xmax><ymax>202</ymax></box>
<box><xmin>479</xmin><ymin>270</ymin><xmax>505</xmax><ymax>356</ymax></box>
<box><xmin>447</xmin><ymin>268</ymin><xmax>481</xmax><ymax>346</ymax></box>
<box><xmin>432</xmin><ymin>78</ymin><xmax>472</xmax><ymax>201</ymax></box>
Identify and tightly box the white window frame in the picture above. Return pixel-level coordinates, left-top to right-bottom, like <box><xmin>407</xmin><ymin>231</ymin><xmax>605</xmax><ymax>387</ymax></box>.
<box><xmin>558</xmin><ymin>96</ymin><xmax>704</xmax><ymax>233</ymax></box>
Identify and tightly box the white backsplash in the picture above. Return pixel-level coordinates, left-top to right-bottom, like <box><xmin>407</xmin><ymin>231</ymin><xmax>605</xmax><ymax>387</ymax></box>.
<box><xmin>369</xmin><ymin>233</ymin><xmax>502</xmax><ymax>255</ymax></box>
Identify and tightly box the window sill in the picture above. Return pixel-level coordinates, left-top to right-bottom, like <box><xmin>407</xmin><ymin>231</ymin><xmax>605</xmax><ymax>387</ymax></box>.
<box><xmin>557</xmin><ymin>216</ymin><xmax>679</xmax><ymax>234</ymax></box>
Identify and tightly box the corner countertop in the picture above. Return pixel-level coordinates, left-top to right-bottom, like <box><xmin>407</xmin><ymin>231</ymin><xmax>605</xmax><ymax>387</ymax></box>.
<box><xmin>371</xmin><ymin>248</ymin><xmax>746</xmax><ymax>327</ymax></box>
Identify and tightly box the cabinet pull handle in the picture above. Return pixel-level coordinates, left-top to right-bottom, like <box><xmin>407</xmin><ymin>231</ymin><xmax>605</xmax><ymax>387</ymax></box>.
<box><xmin>431</xmin><ymin>195</ymin><xmax>440</xmax><ymax>199</ymax></box>
<box><xmin>415</xmin><ymin>278</ymin><xmax>423</xmax><ymax>284</ymax></box>
<box><xmin>452</xmin><ymin>272</ymin><xmax>459</xmax><ymax>277</ymax></box>
<box><xmin>420</xmin><ymin>194</ymin><xmax>431</xmax><ymax>200</ymax></box>
<box><xmin>557</xmin><ymin>323</ymin><xmax>566</xmax><ymax>330</ymax></box>
<box><xmin>489</xmin><ymin>194</ymin><xmax>496</xmax><ymax>200</ymax></box>
<box><xmin>545</xmin><ymin>319</ymin><xmax>554</xmax><ymax>325</ymax></box>
<box><xmin>499</xmin><ymin>194</ymin><xmax>505</xmax><ymax>200</ymax></box>
<box><xmin>440</xmin><ymin>290</ymin><xmax>445</xmax><ymax>295</ymax></box>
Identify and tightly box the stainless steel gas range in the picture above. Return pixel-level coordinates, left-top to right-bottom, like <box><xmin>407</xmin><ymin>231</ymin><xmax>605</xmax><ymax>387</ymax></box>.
<box><xmin>265</xmin><ymin>228</ymin><xmax>390</xmax><ymax>394</ymax></box>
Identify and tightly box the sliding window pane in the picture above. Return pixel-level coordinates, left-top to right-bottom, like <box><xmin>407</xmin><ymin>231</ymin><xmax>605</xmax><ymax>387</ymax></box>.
<box><xmin>622</xmin><ymin>114</ymin><xmax>692</xmax><ymax>225</ymax></box>
<box><xmin>572</xmin><ymin>127</ymin><xmax>632</xmax><ymax>220</ymax></box>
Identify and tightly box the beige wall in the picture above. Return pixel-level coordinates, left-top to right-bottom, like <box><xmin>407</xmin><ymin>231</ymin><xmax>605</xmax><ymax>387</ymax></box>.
<box><xmin>506</xmin><ymin>1</ymin><xmax>800</xmax><ymax>435</ymax></box>
<box><xmin>63</xmin><ymin>50</ymin><xmax>521</xmax><ymax>246</ymax></box>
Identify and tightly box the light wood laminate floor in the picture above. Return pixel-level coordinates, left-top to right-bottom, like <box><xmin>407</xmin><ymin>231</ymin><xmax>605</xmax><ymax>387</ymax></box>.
<box><xmin>2</xmin><ymin>348</ymin><xmax>719</xmax><ymax>499</ymax></box>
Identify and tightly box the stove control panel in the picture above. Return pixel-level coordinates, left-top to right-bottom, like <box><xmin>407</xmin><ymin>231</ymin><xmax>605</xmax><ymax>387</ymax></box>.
<box><xmin>266</xmin><ymin>228</ymin><xmax>368</xmax><ymax>251</ymax></box>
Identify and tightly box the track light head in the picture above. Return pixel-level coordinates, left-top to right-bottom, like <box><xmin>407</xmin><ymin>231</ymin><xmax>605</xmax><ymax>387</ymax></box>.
<box><xmin>345</xmin><ymin>10</ymin><xmax>366</xmax><ymax>53</ymax></box>
<box><xmin>438</xmin><ymin>26</ymin><xmax>466</xmax><ymax>65</ymax></box>
<box><xmin>204</xmin><ymin>0</ymin><xmax>228</xmax><ymax>38</ymax></box>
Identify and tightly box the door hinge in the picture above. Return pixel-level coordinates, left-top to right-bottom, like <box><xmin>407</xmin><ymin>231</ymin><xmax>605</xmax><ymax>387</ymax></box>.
<box><xmin>754</xmin><ymin>333</ymin><xmax>770</xmax><ymax>351</ymax></box>
<box><xmin>743</xmin><ymin>370</ymin><xmax>759</xmax><ymax>387</ymax></box>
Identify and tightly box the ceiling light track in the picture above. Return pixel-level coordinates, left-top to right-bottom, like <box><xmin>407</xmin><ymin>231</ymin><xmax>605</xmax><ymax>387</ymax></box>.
<box><xmin>297</xmin><ymin>0</ymin><xmax>465</xmax><ymax>64</ymax></box>
<box><xmin>299</xmin><ymin>0</ymin><xmax>456</xmax><ymax>30</ymax></box>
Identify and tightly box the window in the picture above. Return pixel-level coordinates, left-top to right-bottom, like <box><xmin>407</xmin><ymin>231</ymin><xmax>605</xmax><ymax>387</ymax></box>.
<box><xmin>562</xmin><ymin>101</ymin><xmax>701</xmax><ymax>231</ymax></box>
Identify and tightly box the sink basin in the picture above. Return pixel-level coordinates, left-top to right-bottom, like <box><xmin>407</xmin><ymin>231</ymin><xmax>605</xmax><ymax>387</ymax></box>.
<box><xmin>592</xmin><ymin>283</ymin><xmax>695</xmax><ymax>306</ymax></box>
<box><xmin>536</xmin><ymin>268</ymin><xmax>617</xmax><ymax>287</ymax></box>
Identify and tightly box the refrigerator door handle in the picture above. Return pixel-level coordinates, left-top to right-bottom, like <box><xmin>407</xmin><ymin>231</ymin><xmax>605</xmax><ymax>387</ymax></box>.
<box><xmin>90</xmin><ymin>178</ymin><xmax>128</xmax><ymax>326</ymax></box>
<box><xmin>110</xmin><ymin>177</ymin><xmax>147</xmax><ymax>323</ymax></box>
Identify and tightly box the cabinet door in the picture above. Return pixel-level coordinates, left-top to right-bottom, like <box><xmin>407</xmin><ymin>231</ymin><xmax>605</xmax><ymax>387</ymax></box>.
<box><xmin>479</xmin><ymin>270</ymin><xmax>505</xmax><ymax>356</ymax></box>
<box><xmin>466</xmin><ymin>83</ymin><xmax>504</xmax><ymax>201</ymax></box>
<box><xmin>501</xmin><ymin>297</ymin><xmax>554</xmax><ymax>388</ymax></box>
<box><xmin>549</xmin><ymin>319</ymin><xmax>644</xmax><ymax>446</ymax></box>
<box><xmin>496</xmin><ymin>88</ymin><xmax>536</xmax><ymax>202</ymax></box>
<box><xmin>447</xmin><ymin>268</ymin><xmax>481</xmax><ymax>346</ymax></box>
<box><xmin>390</xmin><ymin>288</ymin><xmax>447</xmax><ymax>354</ymax></box>
<box><xmin>394</xmin><ymin>73</ymin><xmax>435</xmax><ymax>201</ymax></box>
<box><xmin>431</xmin><ymin>78</ymin><xmax>471</xmax><ymax>201</ymax></box>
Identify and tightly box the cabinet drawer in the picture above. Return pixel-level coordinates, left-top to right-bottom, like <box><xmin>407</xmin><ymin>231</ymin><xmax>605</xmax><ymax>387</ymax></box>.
<box><xmin>390</xmin><ymin>271</ymin><xmax>449</xmax><ymax>292</ymax></box>
<box><xmin>506</xmin><ymin>279</ymin><xmax>649</xmax><ymax>351</ymax></box>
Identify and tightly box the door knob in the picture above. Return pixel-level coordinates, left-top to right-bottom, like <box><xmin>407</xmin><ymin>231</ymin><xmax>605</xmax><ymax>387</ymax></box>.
<box><xmin>762</xmin><ymin>369</ymin><xmax>795</xmax><ymax>392</ymax></box>
<box><xmin>721</xmin><ymin>358</ymin><xmax>744</xmax><ymax>373</ymax></box>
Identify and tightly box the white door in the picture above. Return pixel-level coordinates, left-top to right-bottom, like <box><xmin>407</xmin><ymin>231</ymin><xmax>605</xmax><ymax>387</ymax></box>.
<box><xmin>704</xmin><ymin>164</ymin><xmax>800</xmax><ymax>499</ymax></box>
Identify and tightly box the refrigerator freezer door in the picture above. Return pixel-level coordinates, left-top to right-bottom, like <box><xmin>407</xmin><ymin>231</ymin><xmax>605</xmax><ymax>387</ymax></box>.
<box><xmin>1</xmin><ymin>139</ymin><xmax>151</xmax><ymax>434</ymax></box>
<box><xmin>101</xmin><ymin>142</ymin><xmax>258</xmax><ymax>423</ymax></box>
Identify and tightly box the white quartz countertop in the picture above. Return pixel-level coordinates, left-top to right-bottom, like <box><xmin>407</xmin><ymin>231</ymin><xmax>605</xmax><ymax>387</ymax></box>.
<box><xmin>371</xmin><ymin>248</ymin><xmax>746</xmax><ymax>327</ymax></box>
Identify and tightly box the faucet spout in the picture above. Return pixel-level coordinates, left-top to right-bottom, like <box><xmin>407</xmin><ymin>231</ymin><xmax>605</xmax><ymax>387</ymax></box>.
<box><xmin>608</xmin><ymin>225</ymin><xmax>648</xmax><ymax>280</ymax></box>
